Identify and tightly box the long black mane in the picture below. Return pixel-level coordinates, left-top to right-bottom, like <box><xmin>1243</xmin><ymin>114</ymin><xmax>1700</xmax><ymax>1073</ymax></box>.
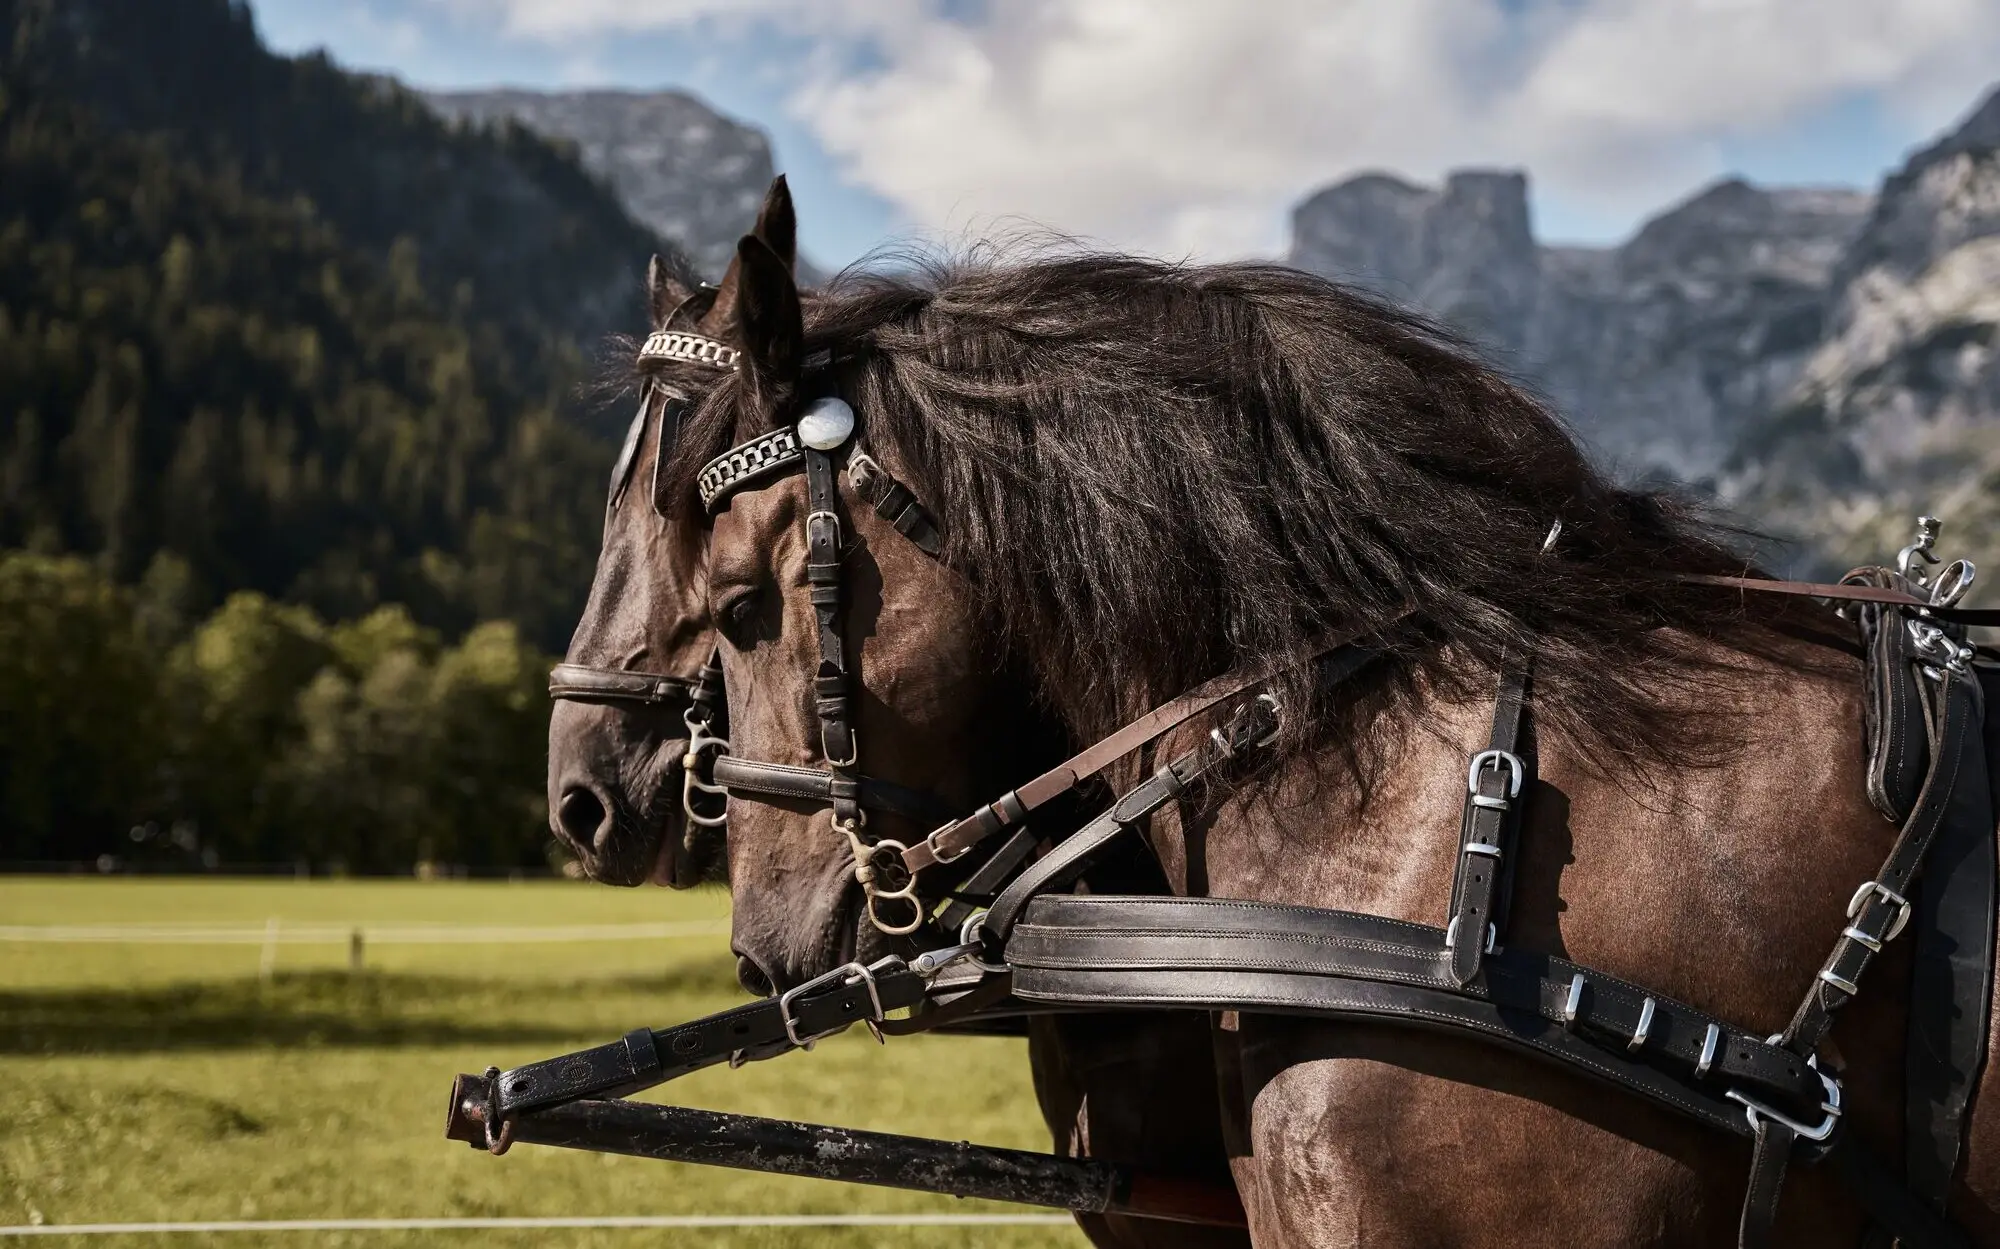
<box><xmin>670</xmin><ymin>252</ymin><xmax>1804</xmax><ymax>773</ymax></box>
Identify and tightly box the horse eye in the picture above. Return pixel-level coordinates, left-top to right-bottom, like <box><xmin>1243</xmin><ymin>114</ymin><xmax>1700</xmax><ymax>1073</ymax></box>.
<box><xmin>716</xmin><ymin>589</ymin><xmax>762</xmax><ymax>647</ymax></box>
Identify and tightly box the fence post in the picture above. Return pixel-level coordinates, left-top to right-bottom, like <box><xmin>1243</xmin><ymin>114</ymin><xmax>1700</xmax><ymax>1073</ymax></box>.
<box><xmin>349</xmin><ymin>927</ymin><xmax>365</xmax><ymax>972</ymax></box>
<box><xmin>258</xmin><ymin>917</ymin><xmax>279</xmax><ymax>982</ymax></box>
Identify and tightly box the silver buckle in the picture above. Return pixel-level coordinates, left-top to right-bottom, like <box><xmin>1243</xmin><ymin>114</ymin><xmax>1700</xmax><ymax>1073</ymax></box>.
<box><xmin>775</xmin><ymin>959</ymin><xmax>891</xmax><ymax>1049</ymax></box>
<box><xmin>1467</xmin><ymin>750</ymin><xmax>1525</xmax><ymax>803</ymax></box>
<box><xmin>1443</xmin><ymin>915</ymin><xmax>1496</xmax><ymax>953</ymax></box>
<box><xmin>921</xmin><ymin>820</ymin><xmax>972</xmax><ymax>866</ymax></box>
<box><xmin>1846</xmin><ymin>879</ymin><xmax>1912</xmax><ymax>943</ymax></box>
<box><xmin>1725</xmin><ymin>1047</ymin><xmax>1843</xmax><ymax>1143</ymax></box>
<box><xmin>822</xmin><ymin>726</ymin><xmax>859</xmax><ymax>769</ymax></box>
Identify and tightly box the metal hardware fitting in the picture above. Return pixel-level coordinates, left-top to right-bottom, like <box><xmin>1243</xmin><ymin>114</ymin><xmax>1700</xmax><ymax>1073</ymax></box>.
<box><xmin>1931</xmin><ymin>558</ymin><xmax>1976</xmax><ymax>608</ymax></box>
<box><xmin>1629</xmin><ymin>998</ymin><xmax>1657</xmax><ymax>1053</ymax></box>
<box><xmin>681</xmin><ymin>708</ymin><xmax>731</xmax><ymax>829</ymax></box>
<box><xmin>959</xmin><ymin>911</ymin><xmax>1012</xmax><ymax>975</ymax></box>
<box><xmin>1696</xmin><ymin>1023</ymin><xmax>1722</xmax><ymax>1077</ymax></box>
<box><xmin>822</xmin><ymin>727</ymin><xmax>859</xmax><ymax>770</ymax></box>
<box><xmin>1461</xmin><ymin>841</ymin><xmax>1503</xmax><ymax>858</ymax></box>
<box><xmin>806</xmin><ymin>509</ymin><xmax>843</xmax><ymax>550</ymax></box>
<box><xmin>1542</xmin><ymin>517</ymin><xmax>1564</xmax><ymax>554</ymax></box>
<box><xmin>1467</xmin><ymin>750</ymin><xmax>1525</xmax><ymax>800</ymax></box>
<box><xmin>920</xmin><ymin>820</ymin><xmax>973</xmax><ymax>866</ymax></box>
<box><xmin>1840</xmin><ymin>925</ymin><xmax>1883</xmax><ymax>953</ymax></box>
<box><xmin>1819</xmin><ymin>968</ymin><xmax>1862</xmax><ymax>995</ymax></box>
<box><xmin>1561</xmin><ymin>973</ymin><xmax>1586</xmax><ymax>1028</ymax></box>
<box><xmin>1726</xmin><ymin>1052</ymin><xmax>1843</xmax><ymax>1143</ymax></box>
<box><xmin>1443</xmin><ymin>916</ymin><xmax>1496</xmax><ymax>953</ymax></box>
<box><xmin>776</xmin><ymin>959</ymin><xmax>892</xmax><ymax>1049</ymax></box>
<box><xmin>1847</xmin><ymin>879</ymin><xmax>1912</xmax><ymax>943</ymax></box>
<box><xmin>1255</xmin><ymin>693</ymin><xmax>1283</xmax><ymax>746</ymax></box>
<box><xmin>910</xmin><ymin>942</ymin><xmax>983</xmax><ymax>979</ymax></box>
<box><xmin>1898</xmin><ymin>515</ymin><xmax>1943</xmax><ymax>580</ymax></box>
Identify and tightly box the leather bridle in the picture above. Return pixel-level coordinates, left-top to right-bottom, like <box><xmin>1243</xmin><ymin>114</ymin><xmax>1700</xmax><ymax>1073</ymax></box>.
<box><xmin>526</xmin><ymin>351</ymin><xmax>1996</xmax><ymax>1247</ymax></box>
<box><xmin>546</xmin><ymin>328</ymin><xmax>737</xmax><ymax>829</ymax></box>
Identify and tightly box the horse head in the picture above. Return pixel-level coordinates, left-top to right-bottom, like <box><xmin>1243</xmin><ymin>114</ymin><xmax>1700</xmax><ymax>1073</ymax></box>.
<box><xmin>546</xmin><ymin>179</ymin><xmax>802</xmax><ymax>888</ymax></box>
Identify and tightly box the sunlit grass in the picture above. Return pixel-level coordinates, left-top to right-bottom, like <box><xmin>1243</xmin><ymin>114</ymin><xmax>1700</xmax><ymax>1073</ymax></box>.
<box><xmin>0</xmin><ymin>878</ymin><xmax>1085</xmax><ymax>1247</ymax></box>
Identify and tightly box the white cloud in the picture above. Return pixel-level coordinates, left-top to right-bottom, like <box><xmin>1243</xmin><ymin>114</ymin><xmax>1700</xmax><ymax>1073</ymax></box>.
<box><xmin>417</xmin><ymin>0</ymin><xmax>2000</xmax><ymax>257</ymax></box>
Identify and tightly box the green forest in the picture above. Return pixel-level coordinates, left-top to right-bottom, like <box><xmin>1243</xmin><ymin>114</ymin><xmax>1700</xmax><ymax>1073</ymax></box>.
<box><xmin>0</xmin><ymin>0</ymin><xmax>666</xmax><ymax>866</ymax></box>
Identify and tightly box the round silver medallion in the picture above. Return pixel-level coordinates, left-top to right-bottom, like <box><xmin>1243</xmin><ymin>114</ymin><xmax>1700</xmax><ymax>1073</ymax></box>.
<box><xmin>797</xmin><ymin>397</ymin><xmax>856</xmax><ymax>450</ymax></box>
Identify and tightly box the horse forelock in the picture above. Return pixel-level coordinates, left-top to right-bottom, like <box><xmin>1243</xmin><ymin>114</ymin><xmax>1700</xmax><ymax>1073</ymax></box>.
<box><xmin>666</xmin><ymin>247</ymin><xmax>1836</xmax><ymax>778</ymax></box>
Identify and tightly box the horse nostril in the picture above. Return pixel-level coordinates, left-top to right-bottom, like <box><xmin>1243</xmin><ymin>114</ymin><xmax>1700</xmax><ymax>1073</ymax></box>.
<box><xmin>556</xmin><ymin>787</ymin><xmax>608</xmax><ymax>850</ymax></box>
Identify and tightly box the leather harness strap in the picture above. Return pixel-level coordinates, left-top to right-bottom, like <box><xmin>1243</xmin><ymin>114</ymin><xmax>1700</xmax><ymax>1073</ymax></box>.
<box><xmin>490</xmin><ymin>957</ymin><xmax>937</xmax><ymax>1117</ymax></box>
<box><xmin>548</xmin><ymin>664</ymin><xmax>694</xmax><ymax>706</ymax></box>
<box><xmin>709</xmin><ymin>755</ymin><xmax>960</xmax><ymax>826</ymax></box>
<box><xmin>803</xmin><ymin>445</ymin><xmax>861</xmax><ymax>828</ymax></box>
<box><xmin>904</xmin><ymin>640</ymin><xmax>1386</xmax><ymax>875</ymax></box>
<box><xmin>1683</xmin><ymin>572</ymin><xmax>2000</xmax><ymax>627</ymax></box>
<box><xmin>1446</xmin><ymin>666</ymin><xmax>1532</xmax><ymax>986</ymax></box>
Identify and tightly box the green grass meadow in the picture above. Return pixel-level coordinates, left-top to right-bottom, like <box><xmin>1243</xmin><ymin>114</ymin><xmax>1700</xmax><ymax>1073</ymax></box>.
<box><xmin>0</xmin><ymin>879</ymin><xmax>1088</xmax><ymax>1247</ymax></box>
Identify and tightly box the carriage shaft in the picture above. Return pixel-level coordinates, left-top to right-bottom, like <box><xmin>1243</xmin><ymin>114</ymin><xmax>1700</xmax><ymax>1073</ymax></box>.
<box><xmin>446</xmin><ymin>1073</ymin><xmax>1244</xmax><ymax>1228</ymax></box>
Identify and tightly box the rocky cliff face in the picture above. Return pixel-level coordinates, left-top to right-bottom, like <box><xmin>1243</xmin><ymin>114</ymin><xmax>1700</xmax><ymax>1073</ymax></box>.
<box><xmin>425</xmin><ymin>89</ymin><xmax>813</xmax><ymax>283</ymax></box>
<box><xmin>1729</xmin><ymin>87</ymin><xmax>2000</xmax><ymax>569</ymax></box>
<box><xmin>1288</xmin><ymin>170</ymin><xmax>1872</xmax><ymax>485</ymax></box>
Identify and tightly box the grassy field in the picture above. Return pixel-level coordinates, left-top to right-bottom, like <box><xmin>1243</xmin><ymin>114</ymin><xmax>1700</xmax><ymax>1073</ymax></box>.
<box><xmin>0</xmin><ymin>879</ymin><xmax>1088</xmax><ymax>1247</ymax></box>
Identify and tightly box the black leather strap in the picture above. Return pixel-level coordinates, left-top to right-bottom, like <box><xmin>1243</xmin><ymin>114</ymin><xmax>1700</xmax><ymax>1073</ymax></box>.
<box><xmin>1005</xmin><ymin>895</ymin><xmax>1827</xmax><ymax>1130</ymax></box>
<box><xmin>1783</xmin><ymin>670</ymin><xmax>1981</xmax><ymax>1054</ymax></box>
<box><xmin>1905</xmin><ymin>662</ymin><xmax>1997</xmax><ymax>1208</ymax></box>
<box><xmin>491</xmin><ymin>957</ymin><xmax>934</xmax><ymax>1117</ymax></box>
<box><xmin>709</xmin><ymin>755</ymin><xmax>958</xmax><ymax>826</ymax></box>
<box><xmin>802</xmin><ymin>445</ymin><xmax>859</xmax><ymax>826</ymax></box>
<box><xmin>1853</xmin><ymin>568</ymin><xmax>1931</xmax><ymax>822</ymax></box>
<box><xmin>981</xmin><ymin>699</ymin><xmax>1280</xmax><ymax>948</ymax></box>
<box><xmin>548</xmin><ymin>664</ymin><xmax>695</xmax><ymax>707</ymax></box>
<box><xmin>848</xmin><ymin>454</ymin><xmax>942</xmax><ymax>558</ymax></box>
<box><xmin>1447</xmin><ymin>666</ymin><xmax>1532</xmax><ymax>985</ymax></box>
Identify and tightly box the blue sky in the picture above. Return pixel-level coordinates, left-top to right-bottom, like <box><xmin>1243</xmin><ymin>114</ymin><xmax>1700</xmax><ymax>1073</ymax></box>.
<box><xmin>251</xmin><ymin>1</ymin><xmax>2000</xmax><ymax>270</ymax></box>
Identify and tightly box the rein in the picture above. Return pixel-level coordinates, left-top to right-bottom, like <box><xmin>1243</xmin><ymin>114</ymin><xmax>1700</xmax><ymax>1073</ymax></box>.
<box><xmin>513</xmin><ymin>359</ymin><xmax>1994</xmax><ymax>1246</ymax></box>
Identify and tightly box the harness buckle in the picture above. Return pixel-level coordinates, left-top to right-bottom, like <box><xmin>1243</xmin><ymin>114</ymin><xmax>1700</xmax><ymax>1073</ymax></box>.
<box><xmin>1443</xmin><ymin>915</ymin><xmax>1496</xmax><ymax>953</ymax></box>
<box><xmin>1467</xmin><ymin>750</ymin><xmax>1525</xmax><ymax>801</ymax></box>
<box><xmin>921</xmin><ymin>821</ymin><xmax>972</xmax><ymax>866</ymax></box>
<box><xmin>775</xmin><ymin>959</ymin><xmax>892</xmax><ymax>1049</ymax></box>
<box><xmin>1846</xmin><ymin>879</ymin><xmax>1912</xmax><ymax>943</ymax></box>
<box><xmin>822</xmin><ymin>726</ymin><xmax>859</xmax><ymax>769</ymax></box>
<box><xmin>1725</xmin><ymin>1049</ymin><xmax>1843</xmax><ymax>1143</ymax></box>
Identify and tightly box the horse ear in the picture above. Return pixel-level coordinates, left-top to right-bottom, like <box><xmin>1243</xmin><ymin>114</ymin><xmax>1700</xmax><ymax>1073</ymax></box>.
<box><xmin>731</xmin><ymin>234</ymin><xmax>803</xmax><ymax>410</ymax></box>
<box><xmin>699</xmin><ymin>176</ymin><xmax>798</xmax><ymax>335</ymax></box>
<box><xmin>752</xmin><ymin>176</ymin><xmax>797</xmax><ymax>274</ymax></box>
<box><xmin>647</xmin><ymin>253</ymin><xmax>694</xmax><ymax>330</ymax></box>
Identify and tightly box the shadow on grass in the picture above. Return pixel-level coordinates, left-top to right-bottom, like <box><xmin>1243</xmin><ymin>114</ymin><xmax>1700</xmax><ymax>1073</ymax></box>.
<box><xmin>0</xmin><ymin>961</ymin><xmax>746</xmax><ymax>1054</ymax></box>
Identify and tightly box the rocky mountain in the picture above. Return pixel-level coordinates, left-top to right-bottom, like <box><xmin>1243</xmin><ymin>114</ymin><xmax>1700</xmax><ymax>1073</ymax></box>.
<box><xmin>425</xmin><ymin>89</ymin><xmax>821</xmax><ymax>283</ymax></box>
<box><xmin>1732</xmin><ymin>88</ymin><xmax>2000</xmax><ymax>569</ymax></box>
<box><xmin>1289</xmin><ymin>171</ymin><xmax>1873</xmax><ymax>485</ymax></box>
<box><xmin>1288</xmin><ymin>85</ymin><xmax>2000</xmax><ymax>573</ymax></box>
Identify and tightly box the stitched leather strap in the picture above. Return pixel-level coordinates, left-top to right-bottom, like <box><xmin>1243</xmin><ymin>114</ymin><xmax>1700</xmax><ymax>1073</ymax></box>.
<box><xmin>848</xmin><ymin>454</ymin><xmax>942</xmax><ymax>558</ymax></box>
<box><xmin>802</xmin><ymin>446</ymin><xmax>860</xmax><ymax>826</ymax></box>
<box><xmin>709</xmin><ymin>756</ymin><xmax>959</xmax><ymax>826</ymax></box>
<box><xmin>491</xmin><ymin>957</ymin><xmax>934</xmax><ymax>1116</ymax></box>
<box><xmin>1447</xmin><ymin>666</ymin><xmax>1532</xmax><ymax>985</ymax></box>
<box><xmin>548</xmin><ymin>664</ymin><xmax>695</xmax><ymax>707</ymax></box>
<box><xmin>906</xmin><ymin>642</ymin><xmax>1383</xmax><ymax>874</ymax></box>
<box><xmin>1005</xmin><ymin>895</ymin><xmax>1827</xmax><ymax>1134</ymax></box>
<box><xmin>1681</xmin><ymin>573</ymin><xmax>2000</xmax><ymax>626</ymax></box>
<box><xmin>1783</xmin><ymin>672</ymin><xmax>1981</xmax><ymax>1054</ymax></box>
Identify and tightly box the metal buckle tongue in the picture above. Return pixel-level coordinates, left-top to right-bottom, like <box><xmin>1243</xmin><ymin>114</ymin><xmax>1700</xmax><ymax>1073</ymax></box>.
<box><xmin>775</xmin><ymin>957</ymin><xmax>899</xmax><ymax>1049</ymax></box>
<box><xmin>1724</xmin><ymin>1038</ymin><xmax>1843</xmax><ymax>1143</ymax></box>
